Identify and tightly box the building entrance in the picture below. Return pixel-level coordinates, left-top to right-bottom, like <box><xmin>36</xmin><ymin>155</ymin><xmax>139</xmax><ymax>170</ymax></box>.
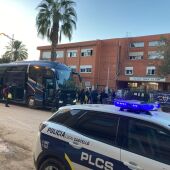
<box><xmin>117</xmin><ymin>81</ymin><xmax>169</xmax><ymax>92</ymax></box>
<box><xmin>128</xmin><ymin>82</ymin><xmax>158</xmax><ymax>91</ymax></box>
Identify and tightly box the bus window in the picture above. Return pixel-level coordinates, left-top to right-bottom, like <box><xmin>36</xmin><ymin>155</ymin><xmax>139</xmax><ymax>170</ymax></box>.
<box><xmin>29</xmin><ymin>66</ymin><xmax>55</xmax><ymax>89</ymax></box>
<box><xmin>29</xmin><ymin>66</ymin><xmax>37</xmax><ymax>82</ymax></box>
<box><xmin>44</xmin><ymin>68</ymin><xmax>54</xmax><ymax>77</ymax></box>
<box><xmin>37</xmin><ymin>70</ymin><xmax>43</xmax><ymax>86</ymax></box>
<box><xmin>56</xmin><ymin>69</ymin><xmax>81</xmax><ymax>90</ymax></box>
<box><xmin>5</xmin><ymin>71</ymin><xmax>26</xmax><ymax>87</ymax></box>
<box><xmin>8</xmin><ymin>65</ymin><xmax>27</xmax><ymax>72</ymax></box>
<box><xmin>72</xmin><ymin>72</ymin><xmax>81</xmax><ymax>88</ymax></box>
<box><xmin>29</xmin><ymin>66</ymin><xmax>43</xmax><ymax>86</ymax></box>
<box><xmin>56</xmin><ymin>69</ymin><xmax>71</xmax><ymax>87</ymax></box>
<box><xmin>0</xmin><ymin>66</ymin><xmax>7</xmax><ymax>75</ymax></box>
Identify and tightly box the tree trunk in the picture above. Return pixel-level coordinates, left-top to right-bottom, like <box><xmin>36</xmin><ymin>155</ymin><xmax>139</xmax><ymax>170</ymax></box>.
<box><xmin>51</xmin><ymin>42</ymin><xmax>57</xmax><ymax>61</ymax></box>
<box><xmin>50</xmin><ymin>23</ymin><xmax>59</xmax><ymax>62</ymax></box>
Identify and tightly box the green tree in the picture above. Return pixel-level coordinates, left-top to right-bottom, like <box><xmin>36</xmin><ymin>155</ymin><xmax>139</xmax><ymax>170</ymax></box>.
<box><xmin>2</xmin><ymin>40</ymin><xmax>28</xmax><ymax>62</ymax></box>
<box><xmin>0</xmin><ymin>55</ymin><xmax>11</xmax><ymax>63</ymax></box>
<box><xmin>158</xmin><ymin>37</ymin><xmax>170</xmax><ymax>75</ymax></box>
<box><xmin>36</xmin><ymin>0</ymin><xmax>77</xmax><ymax>61</ymax></box>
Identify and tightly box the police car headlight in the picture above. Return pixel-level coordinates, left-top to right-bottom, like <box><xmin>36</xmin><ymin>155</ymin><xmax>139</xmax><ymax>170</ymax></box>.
<box><xmin>59</xmin><ymin>100</ymin><xmax>63</xmax><ymax>104</ymax></box>
<box><xmin>73</xmin><ymin>99</ymin><xmax>76</xmax><ymax>103</ymax></box>
<box><xmin>39</xmin><ymin>123</ymin><xmax>47</xmax><ymax>132</ymax></box>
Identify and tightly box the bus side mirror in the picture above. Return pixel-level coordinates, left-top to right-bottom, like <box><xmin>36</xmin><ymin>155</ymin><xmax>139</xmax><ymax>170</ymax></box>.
<box><xmin>79</xmin><ymin>76</ymin><xmax>82</xmax><ymax>82</ymax></box>
<box><xmin>56</xmin><ymin>72</ymin><xmax>59</xmax><ymax>80</ymax></box>
<box><xmin>51</xmin><ymin>68</ymin><xmax>59</xmax><ymax>80</ymax></box>
<box><xmin>72</xmin><ymin>71</ymin><xmax>82</xmax><ymax>82</ymax></box>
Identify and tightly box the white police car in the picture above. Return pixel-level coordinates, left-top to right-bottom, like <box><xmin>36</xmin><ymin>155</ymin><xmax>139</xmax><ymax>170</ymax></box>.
<box><xmin>34</xmin><ymin>100</ymin><xmax>170</xmax><ymax>170</ymax></box>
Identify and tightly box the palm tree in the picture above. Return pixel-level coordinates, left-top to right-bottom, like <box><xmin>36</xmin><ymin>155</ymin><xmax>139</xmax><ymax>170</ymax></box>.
<box><xmin>3</xmin><ymin>40</ymin><xmax>28</xmax><ymax>62</ymax></box>
<box><xmin>36</xmin><ymin>0</ymin><xmax>77</xmax><ymax>61</ymax></box>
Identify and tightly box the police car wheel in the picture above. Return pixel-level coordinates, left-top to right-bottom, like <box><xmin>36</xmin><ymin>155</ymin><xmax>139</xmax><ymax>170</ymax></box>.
<box><xmin>39</xmin><ymin>158</ymin><xmax>65</xmax><ymax>170</ymax></box>
<box><xmin>27</xmin><ymin>96</ymin><xmax>35</xmax><ymax>108</ymax></box>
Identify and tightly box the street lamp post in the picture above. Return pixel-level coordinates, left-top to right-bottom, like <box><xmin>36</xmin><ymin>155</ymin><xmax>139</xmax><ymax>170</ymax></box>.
<box><xmin>0</xmin><ymin>33</ymin><xmax>15</xmax><ymax>60</ymax></box>
<box><xmin>0</xmin><ymin>33</ymin><xmax>14</xmax><ymax>41</ymax></box>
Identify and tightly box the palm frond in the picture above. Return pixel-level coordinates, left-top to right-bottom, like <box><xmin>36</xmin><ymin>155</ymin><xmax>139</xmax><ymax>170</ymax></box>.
<box><xmin>3</xmin><ymin>40</ymin><xmax>28</xmax><ymax>61</ymax></box>
<box><xmin>36</xmin><ymin>0</ymin><xmax>77</xmax><ymax>58</ymax></box>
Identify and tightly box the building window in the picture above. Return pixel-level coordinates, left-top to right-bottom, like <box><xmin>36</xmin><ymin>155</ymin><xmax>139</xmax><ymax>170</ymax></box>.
<box><xmin>42</xmin><ymin>51</ymin><xmax>51</xmax><ymax>59</ymax></box>
<box><xmin>129</xmin><ymin>52</ymin><xmax>144</xmax><ymax>60</ymax></box>
<box><xmin>81</xmin><ymin>49</ymin><xmax>93</xmax><ymax>57</ymax></box>
<box><xmin>56</xmin><ymin>51</ymin><xmax>64</xmax><ymax>58</ymax></box>
<box><xmin>67</xmin><ymin>50</ymin><xmax>77</xmax><ymax>57</ymax></box>
<box><xmin>149</xmin><ymin>40</ymin><xmax>165</xmax><ymax>47</ymax></box>
<box><xmin>148</xmin><ymin>51</ymin><xmax>164</xmax><ymax>59</ymax></box>
<box><xmin>69</xmin><ymin>65</ymin><xmax>77</xmax><ymax>72</ymax></box>
<box><xmin>42</xmin><ymin>51</ymin><xmax>64</xmax><ymax>59</ymax></box>
<box><xmin>129</xmin><ymin>42</ymin><xmax>144</xmax><ymax>48</ymax></box>
<box><xmin>147</xmin><ymin>66</ymin><xmax>155</xmax><ymax>75</ymax></box>
<box><xmin>125</xmin><ymin>67</ymin><xmax>133</xmax><ymax>75</ymax></box>
<box><xmin>80</xmin><ymin>65</ymin><xmax>92</xmax><ymax>73</ymax></box>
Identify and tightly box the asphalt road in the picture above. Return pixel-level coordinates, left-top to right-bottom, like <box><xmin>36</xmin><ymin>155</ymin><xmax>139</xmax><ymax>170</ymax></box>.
<box><xmin>0</xmin><ymin>103</ymin><xmax>53</xmax><ymax>170</ymax></box>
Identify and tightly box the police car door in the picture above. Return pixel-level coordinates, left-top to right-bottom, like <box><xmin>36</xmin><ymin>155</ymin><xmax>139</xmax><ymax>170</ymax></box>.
<box><xmin>65</xmin><ymin>110</ymin><xmax>123</xmax><ymax>170</ymax></box>
<box><xmin>119</xmin><ymin>117</ymin><xmax>170</xmax><ymax>170</ymax></box>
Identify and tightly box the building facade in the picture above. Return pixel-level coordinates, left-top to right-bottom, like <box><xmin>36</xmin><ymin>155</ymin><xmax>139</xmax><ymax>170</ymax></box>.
<box><xmin>37</xmin><ymin>33</ymin><xmax>170</xmax><ymax>91</ymax></box>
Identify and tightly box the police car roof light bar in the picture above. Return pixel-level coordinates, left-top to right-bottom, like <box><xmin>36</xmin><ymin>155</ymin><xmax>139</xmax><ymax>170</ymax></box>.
<box><xmin>114</xmin><ymin>100</ymin><xmax>160</xmax><ymax>112</ymax></box>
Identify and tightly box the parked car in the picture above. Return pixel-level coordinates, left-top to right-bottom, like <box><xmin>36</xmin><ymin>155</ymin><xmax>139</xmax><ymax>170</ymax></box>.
<box><xmin>34</xmin><ymin>100</ymin><xmax>170</xmax><ymax>170</ymax></box>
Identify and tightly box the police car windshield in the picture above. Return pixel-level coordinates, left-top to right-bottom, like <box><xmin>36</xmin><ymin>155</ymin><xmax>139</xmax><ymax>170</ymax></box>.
<box><xmin>49</xmin><ymin>109</ymin><xmax>81</xmax><ymax>125</ymax></box>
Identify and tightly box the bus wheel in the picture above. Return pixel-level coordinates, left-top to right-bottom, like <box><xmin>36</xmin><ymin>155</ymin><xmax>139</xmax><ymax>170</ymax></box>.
<box><xmin>28</xmin><ymin>96</ymin><xmax>35</xmax><ymax>108</ymax></box>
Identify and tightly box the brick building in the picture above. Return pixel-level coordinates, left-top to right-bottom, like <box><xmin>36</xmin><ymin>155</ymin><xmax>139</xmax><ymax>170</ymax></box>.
<box><xmin>37</xmin><ymin>33</ymin><xmax>170</xmax><ymax>91</ymax></box>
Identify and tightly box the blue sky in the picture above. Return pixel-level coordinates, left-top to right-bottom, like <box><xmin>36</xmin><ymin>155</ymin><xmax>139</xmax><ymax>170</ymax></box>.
<box><xmin>0</xmin><ymin>0</ymin><xmax>170</xmax><ymax>60</ymax></box>
<box><xmin>74</xmin><ymin>0</ymin><xmax>170</xmax><ymax>40</ymax></box>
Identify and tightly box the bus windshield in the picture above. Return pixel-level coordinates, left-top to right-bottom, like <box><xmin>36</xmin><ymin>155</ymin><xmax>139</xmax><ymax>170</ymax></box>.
<box><xmin>56</xmin><ymin>69</ymin><xmax>79</xmax><ymax>90</ymax></box>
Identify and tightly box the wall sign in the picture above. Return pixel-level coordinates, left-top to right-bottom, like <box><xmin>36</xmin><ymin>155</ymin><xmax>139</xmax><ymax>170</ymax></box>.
<box><xmin>129</xmin><ymin>77</ymin><xmax>166</xmax><ymax>82</ymax></box>
<box><xmin>85</xmin><ymin>81</ymin><xmax>91</xmax><ymax>87</ymax></box>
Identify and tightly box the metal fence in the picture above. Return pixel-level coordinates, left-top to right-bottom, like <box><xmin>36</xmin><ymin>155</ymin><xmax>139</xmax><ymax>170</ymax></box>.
<box><xmin>151</xmin><ymin>92</ymin><xmax>170</xmax><ymax>105</ymax></box>
<box><xmin>115</xmin><ymin>89</ymin><xmax>170</xmax><ymax>105</ymax></box>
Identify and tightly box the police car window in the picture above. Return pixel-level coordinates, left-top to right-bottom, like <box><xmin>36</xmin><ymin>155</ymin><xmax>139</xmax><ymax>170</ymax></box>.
<box><xmin>74</xmin><ymin>111</ymin><xmax>119</xmax><ymax>145</ymax></box>
<box><xmin>126</xmin><ymin>119</ymin><xmax>170</xmax><ymax>165</ymax></box>
<box><xmin>49</xmin><ymin>109</ymin><xmax>83</xmax><ymax>126</ymax></box>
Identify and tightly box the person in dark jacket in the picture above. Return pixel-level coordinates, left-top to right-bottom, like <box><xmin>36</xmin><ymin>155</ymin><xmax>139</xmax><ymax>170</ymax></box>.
<box><xmin>85</xmin><ymin>89</ymin><xmax>90</xmax><ymax>104</ymax></box>
<box><xmin>91</xmin><ymin>89</ymin><xmax>98</xmax><ymax>104</ymax></box>
<box><xmin>100</xmin><ymin>89</ymin><xmax>108</xmax><ymax>104</ymax></box>
<box><xmin>79</xmin><ymin>89</ymin><xmax>85</xmax><ymax>104</ymax></box>
<box><xmin>2</xmin><ymin>85</ymin><xmax>10</xmax><ymax>107</ymax></box>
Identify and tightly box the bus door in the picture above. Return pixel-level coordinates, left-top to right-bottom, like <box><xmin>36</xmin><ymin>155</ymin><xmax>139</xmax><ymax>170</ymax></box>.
<box><xmin>44</xmin><ymin>78</ymin><xmax>55</xmax><ymax>106</ymax></box>
<box><xmin>28</xmin><ymin>65</ymin><xmax>45</xmax><ymax>107</ymax></box>
<box><xmin>0</xmin><ymin>77</ymin><xmax>3</xmax><ymax>99</ymax></box>
<box><xmin>29</xmin><ymin>66</ymin><xmax>56</xmax><ymax>108</ymax></box>
<box><xmin>4</xmin><ymin>70</ymin><xmax>26</xmax><ymax>101</ymax></box>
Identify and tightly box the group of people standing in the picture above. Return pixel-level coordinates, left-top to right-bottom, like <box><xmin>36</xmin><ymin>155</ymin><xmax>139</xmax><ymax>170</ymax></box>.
<box><xmin>1</xmin><ymin>84</ymin><xmax>117</xmax><ymax>107</ymax></box>
<box><xmin>77</xmin><ymin>88</ymin><xmax>116</xmax><ymax>104</ymax></box>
